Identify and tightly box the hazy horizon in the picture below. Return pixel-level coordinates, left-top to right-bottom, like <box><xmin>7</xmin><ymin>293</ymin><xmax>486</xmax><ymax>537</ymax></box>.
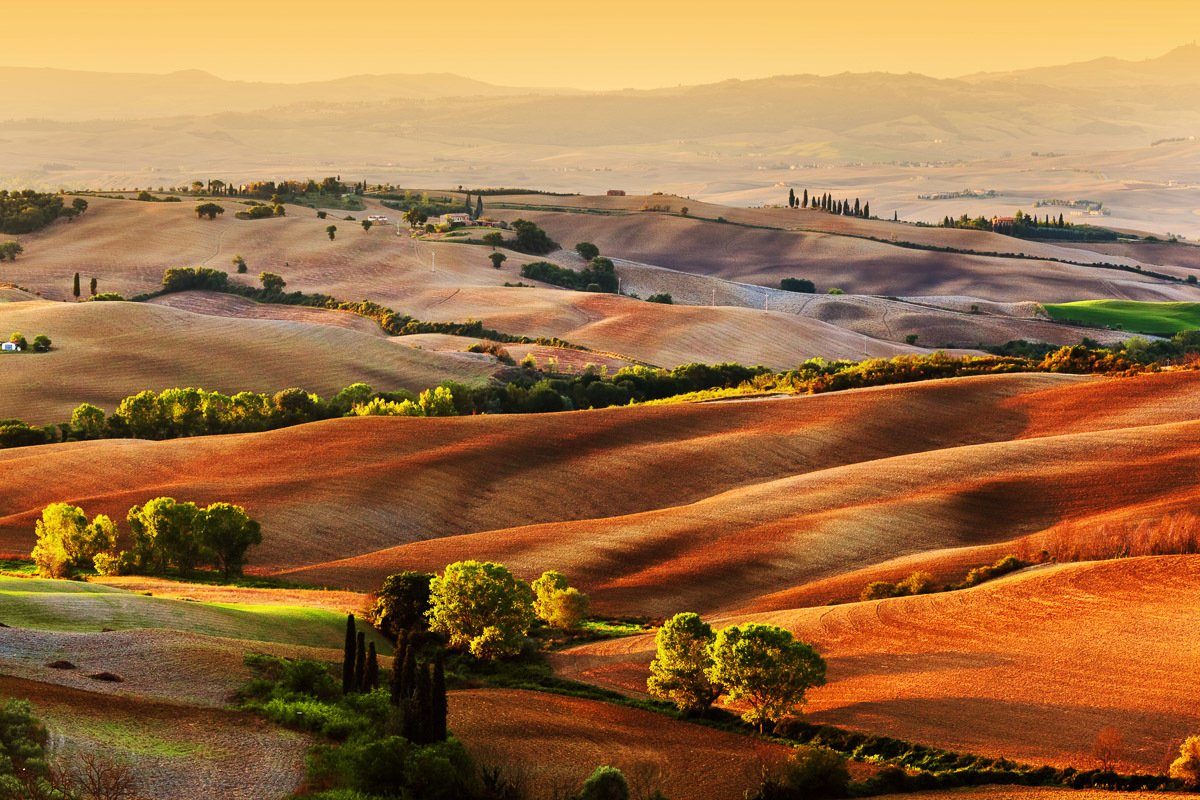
<box><xmin>5</xmin><ymin>0</ymin><xmax>1198</xmax><ymax>89</ymax></box>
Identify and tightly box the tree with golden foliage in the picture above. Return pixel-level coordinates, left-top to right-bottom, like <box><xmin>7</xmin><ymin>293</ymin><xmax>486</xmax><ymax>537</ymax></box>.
<box><xmin>1170</xmin><ymin>735</ymin><xmax>1200</xmax><ymax>788</ymax></box>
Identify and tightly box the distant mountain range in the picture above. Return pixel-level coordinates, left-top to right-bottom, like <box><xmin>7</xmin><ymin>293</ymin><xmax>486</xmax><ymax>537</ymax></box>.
<box><xmin>2</xmin><ymin>45</ymin><xmax>1198</xmax><ymax>124</ymax></box>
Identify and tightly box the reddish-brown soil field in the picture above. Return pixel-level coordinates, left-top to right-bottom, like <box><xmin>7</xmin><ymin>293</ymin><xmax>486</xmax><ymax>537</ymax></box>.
<box><xmin>554</xmin><ymin>557</ymin><xmax>1200</xmax><ymax>774</ymax></box>
<box><xmin>448</xmin><ymin>688</ymin><xmax>792</xmax><ymax>800</ymax></box>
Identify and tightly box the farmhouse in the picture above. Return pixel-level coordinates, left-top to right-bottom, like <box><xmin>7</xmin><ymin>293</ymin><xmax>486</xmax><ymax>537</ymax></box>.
<box><xmin>1</xmin><ymin>341</ymin><xmax>20</xmax><ymax>352</ymax></box>
<box><xmin>991</xmin><ymin>216</ymin><xmax>1017</xmax><ymax>231</ymax></box>
<box><xmin>440</xmin><ymin>213</ymin><xmax>473</xmax><ymax>226</ymax></box>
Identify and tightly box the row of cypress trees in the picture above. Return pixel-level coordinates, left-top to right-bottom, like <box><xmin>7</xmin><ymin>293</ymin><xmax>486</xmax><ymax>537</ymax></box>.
<box><xmin>787</xmin><ymin>188</ymin><xmax>871</xmax><ymax>218</ymax></box>
<box><xmin>341</xmin><ymin>613</ymin><xmax>447</xmax><ymax>745</ymax></box>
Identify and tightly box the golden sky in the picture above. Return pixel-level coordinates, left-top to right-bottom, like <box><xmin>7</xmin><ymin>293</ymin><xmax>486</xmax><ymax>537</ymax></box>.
<box><xmin>5</xmin><ymin>0</ymin><xmax>1198</xmax><ymax>87</ymax></box>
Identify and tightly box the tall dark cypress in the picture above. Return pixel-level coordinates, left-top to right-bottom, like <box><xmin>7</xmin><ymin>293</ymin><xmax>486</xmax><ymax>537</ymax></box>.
<box><xmin>475</xmin><ymin>195</ymin><xmax>484</xmax><ymax>219</ymax></box>
<box><xmin>390</xmin><ymin>631</ymin><xmax>408</xmax><ymax>705</ymax></box>
<box><xmin>431</xmin><ymin>651</ymin><xmax>448</xmax><ymax>741</ymax></box>
<box><xmin>802</xmin><ymin>189</ymin><xmax>808</xmax><ymax>208</ymax></box>
<box><xmin>400</xmin><ymin>641</ymin><xmax>417</xmax><ymax>702</ymax></box>
<box><xmin>342</xmin><ymin>614</ymin><xmax>357</xmax><ymax>695</ymax></box>
<box><xmin>73</xmin><ymin>272</ymin><xmax>81</xmax><ymax>299</ymax></box>
<box><xmin>364</xmin><ymin>642</ymin><xmax>379</xmax><ymax>691</ymax></box>
<box><xmin>354</xmin><ymin>632</ymin><xmax>367</xmax><ymax>692</ymax></box>
<box><xmin>788</xmin><ymin>188</ymin><xmax>795</xmax><ymax>208</ymax></box>
<box><xmin>415</xmin><ymin>663</ymin><xmax>434</xmax><ymax>744</ymax></box>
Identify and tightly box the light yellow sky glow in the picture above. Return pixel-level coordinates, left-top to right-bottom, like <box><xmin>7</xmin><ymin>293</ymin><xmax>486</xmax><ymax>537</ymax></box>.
<box><xmin>5</xmin><ymin>0</ymin><xmax>1198</xmax><ymax>87</ymax></box>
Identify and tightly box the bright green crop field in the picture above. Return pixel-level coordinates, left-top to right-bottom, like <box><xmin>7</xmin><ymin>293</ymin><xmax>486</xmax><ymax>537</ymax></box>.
<box><xmin>1043</xmin><ymin>300</ymin><xmax>1200</xmax><ymax>336</ymax></box>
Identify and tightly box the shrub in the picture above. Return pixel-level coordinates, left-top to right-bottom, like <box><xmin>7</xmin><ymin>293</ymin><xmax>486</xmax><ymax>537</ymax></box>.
<box><xmin>88</xmin><ymin>292</ymin><xmax>125</xmax><ymax>301</ymax></box>
<box><xmin>531</xmin><ymin>570</ymin><xmax>589</xmax><ymax>630</ymax></box>
<box><xmin>580</xmin><ymin>766</ymin><xmax>629</xmax><ymax>800</ymax></box>
<box><xmin>30</xmin><ymin>335</ymin><xmax>51</xmax><ymax>352</ymax></box>
<box><xmin>646</xmin><ymin>293</ymin><xmax>673</xmax><ymax>304</ymax></box>
<box><xmin>896</xmin><ymin>571</ymin><xmax>935</xmax><ymax>596</ymax></box>
<box><xmin>260</xmin><ymin>272</ymin><xmax>286</xmax><ymax>293</ymax></box>
<box><xmin>860</xmin><ymin>581</ymin><xmax>898</xmax><ymax>601</ymax></box>
<box><xmin>162</xmin><ymin>266</ymin><xmax>228</xmax><ymax>293</ymax></box>
<box><xmin>753</xmin><ymin>746</ymin><xmax>850</xmax><ymax>799</ymax></box>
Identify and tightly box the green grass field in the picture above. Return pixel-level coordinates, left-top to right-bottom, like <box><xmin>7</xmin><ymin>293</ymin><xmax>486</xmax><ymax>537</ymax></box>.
<box><xmin>0</xmin><ymin>577</ymin><xmax>388</xmax><ymax>652</ymax></box>
<box><xmin>1043</xmin><ymin>300</ymin><xmax>1200</xmax><ymax>335</ymax></box>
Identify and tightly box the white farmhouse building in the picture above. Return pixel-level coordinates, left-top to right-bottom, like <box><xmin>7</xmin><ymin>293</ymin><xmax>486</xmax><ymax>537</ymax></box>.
<box><xmin>1</xmin><ymin>342</ymin><xmax>20</xmax><ymax>352</ymax></box>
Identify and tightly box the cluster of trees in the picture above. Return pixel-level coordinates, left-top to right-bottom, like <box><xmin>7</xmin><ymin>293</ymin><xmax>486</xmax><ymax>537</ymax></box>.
<box><xmin>4</xmin><ymin>332</ymin><xmax>51</xmax><ymax>352</ymax></box>
<box><xmin>940</xmin><ymin>210</ymin><xmax>1120</xmax><ymax>242</ymax></box>
<box><xmin>236</xmin><ymin>202</ymin><xmax>285</xmax><ymax>220</ymax></box>
<box><xmin>0</xmin><ymin>191</ymin><xmax>87</xmax><ymax>233</ymax></box>
<box><xmin>647</xmin><ymin>612</ymin><xmax>826</xmax><ymax>732</ymax></box>
<box><xmin>30</xmin><ymin>498</ymin><xmax>261</xmax><ymax>581</ymax></box>
<box><xmin>371</xmin><ymin>562</ymin><xmax>589</xmax><ymax>661</ymax></box>
<box><xmin>787</xmin><ymin>189</ymin><xmax>871</xmax><ymax>219</ymax></box>
<box><xmin>521</xmin><ymin>257</ymin><xmax>617</xmax><ymax>293</ymax></box>
<box><xmin>379</xmin><ymin>190</ymin><xmax>461</xmax><ymax>220</ymax></box>
<box><xmin>779</xmin><ymin>278</ymin><xmax>815</xmax><ymax>293</ymax></box>
<box><xmin>135</xmin><ymin>191</ymin><xmax>180</xmax><ymax>203</ymax></box>
<box><xmin>510</xmin><ymin>219</ymin><xmax>558</xmax><ymax>255</ymax></box>
<box><xmin>0</xmin><ymin>242</ymin><xmax>22</xmax><ymax>261</ymax></box>
<box><xmin>195</xmin><ymin>202</ymin><xmax>225</xmax><ymax>220</ymax></box>
<box><xmin>179</xmin><ymin>176</ymin><xmax>359</xmax><ymax>200</ymax></box>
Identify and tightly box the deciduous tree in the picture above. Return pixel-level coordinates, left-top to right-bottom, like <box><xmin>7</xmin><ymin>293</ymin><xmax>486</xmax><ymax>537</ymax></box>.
<box><xmin>427</xmin><ymin>560</ymin><xmax>534</xmax><ymax>660</ymax></box>
<box><xmin>647</xmin><ymin>612</ymin><xmax>719</xmax><ymax>714</ymax></box>
<box><xmin>707</xmin><ymin>623</ymin><xmax>826</xmax><ymax>732</ymax></box>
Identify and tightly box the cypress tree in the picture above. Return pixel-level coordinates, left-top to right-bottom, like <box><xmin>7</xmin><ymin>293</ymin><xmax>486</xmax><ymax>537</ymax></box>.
<box><xmin>400</xmin><ymin>641</ymin><xmax>417</xmax><ymax>701</ymax></box>
<box><xmin>342</xmin><ymin>614</ymin><xmax>357</xmax><ymax>695</ymax></box>
<box><xmin>415</xmin><ymin>663</ymin><xmax>434</xmax><ymax>744</ymax></box>
<box><xmin>365</xmin><ymin>642</ymin><xmax>379</xmax><ymax>691</ymax></box>
<box><xmin>788</xmin><ymin>188</ymin><xmax>796</xmax><ymax>208</ymax></box>
<box><xmin>464</xmin><ymin>191</ymin><xmax>472</xmax><ymax>214</ymax></box>
<box><xmin>89</xmin><ymin>276</ymin><xmax>97</xmax><ymax>296</ymax></box>
<box><xmin>390</xmin><ymin>630</ymin><xmax>408</xmax><ymax>705</ymax></box>
<box><xmin>431</xmin><ymin>651</ymin><xmax>448</xmax><ymax>741</ymax></box>
<box><xmin>354</xmin><ymin>631</ymin><xmax>367</xmax><ymax>692</ymax></box>
<box><xmin>863</xmin><ymin>202</ymin><xmax>870</xmax><ymax>218</ymax></box>
<box><xmin>854</xmin><ymin>198</ymin><xmax>861</xmax><ymax>216</ymax></box>
<box><xmin>476</xmin><ymin>195</ymin><xmax>484</xmax><ymax>219</ymax></box>
<box><xmin>802</xmin><ymin>189</ymin><xmax>808</xmax><ymax>208</ymax></box>
<box><xmin>73</xmin><ymin>272</ymin><xmax>81</xmax><ymax>299</ymax></box>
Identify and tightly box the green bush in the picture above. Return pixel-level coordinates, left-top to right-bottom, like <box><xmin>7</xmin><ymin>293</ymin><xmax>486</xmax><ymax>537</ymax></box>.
<box><xmin>580</xmin><ymin>765</ymin><xmax>629</xmax><ymax>800</ymax></box>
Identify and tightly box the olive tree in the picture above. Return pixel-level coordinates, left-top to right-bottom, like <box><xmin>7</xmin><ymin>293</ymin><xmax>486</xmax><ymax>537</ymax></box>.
<box><xmin>427</xmin><ymin>560</ymin><xmax>533</xmax><ymax>659</ymax></box>
<box><xmin>647</xmin><ymin>612</ymin><xmax>719</xmax><ymax>714</ymax></box>
<box><xmin>707</xmin><ymin>623</ymin><xmax>826</xmax><ymax>732</ymax></box>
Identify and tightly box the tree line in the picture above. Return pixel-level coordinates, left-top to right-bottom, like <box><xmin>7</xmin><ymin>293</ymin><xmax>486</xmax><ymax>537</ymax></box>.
<box><xmin>787</xmin><ymin>188</ymin><xmax>871</xmax><ymax>219</ymax></box>
<box><xmin>30</xmin><ymin>498</ymin><xmax>261</xmax><ymax>581</ymax></box>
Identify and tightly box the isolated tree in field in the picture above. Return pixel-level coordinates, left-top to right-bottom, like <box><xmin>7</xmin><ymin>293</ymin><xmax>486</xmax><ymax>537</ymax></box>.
<box><xmin>427</xmin><ymin>560</ymin><xmax>534</xmax><ymax>660</ymax></box>
<box><xmin>89</xmin><ymin>276</ymin><xmax>97</xmax><ymax>296</ymax></box>
<box><xmin>31</xmin><ymin>334</ymin><xmax>51</xmax><ymax>352</ymax></box>
<box><xmin>72</xmin><ymin>197</ymin><xmax>88</xmax><ymax>215</ymax></box>
<box><xmin>317</xmin><ymin>210</ymin><xmax>327</xmax><ymax>220</ymax></box>
<box><xmin>232</xmin><ymin>255</ymin><xmax>247</xmax><ymax>274</ymax></box>
<box><xmin>342</xmin><ymin>614</ymin><xmax>357</xmax><ymax>694</ymax></box>
<box><xmin>0</xmin><ymin>242</ymin><xmax>22</xmax><ymax>261</ymax></box>
<box><xmin>194</xmin><ymin>502</ymin><xmax>261</xmax><ymax>581</ymax></box>
<box><xmin>575</xmin><ymin>242</ymin><xmax>600</xmax><ymax>261</ymax></box>
<box><xmin>7</xmin><ymin>332</ymin><xmax>26</xmax><ymax>350</ymax></box>
<box><xmin>31</xmin><ymin>503</ymin><xmax>117</xmax><ymax>578</ymax></box>
<box><xmin>780</xmin><ymin>277</ymin><xmax>815</xmax><ymax>293</ymax></box>
<box><xmin>195</xmin><ymin>202</ymin><xmax>225</xmax><ymax>220</ymax></box>
<box><xmin>403</xmin><ymin>208</ymin><xmax>427</xmax><ymax>229</ymax></box>
<box><xmin>531</xmin><ymin>570</ymin><xmax>590</xmax><ymax>630</ymax></box>
<box><xmin>707</xmin><ymin>623</ymin><xmax>827</xmax><ymax>732</ymax></box>
<box><xmin>372</xmin><ymin>570</ymin><xmax>434</xmax><ymax>637</ymax></box>
<box><xmin>73</xmin><ymin>272</ymin><xmax>80</xmax><ymax>299</ymax></box>
<box><xmin>361</xmin><ymin>219</ymin><xmax>373</xmax><ymax>232</ymax></box>
<box><xmin>489</xmin><ymin>252</ymin><xmax>507</xmax><ymax>270</ymax></box>
<box><xmin>647</xmin><ymin>612</ymin><xmax>719</xmax><ymax>714</ymax></box>
<box><xmin>259</xmin><ymin>272</ymin><xmax>286</xmax><ymax>293</ymax></box>
<box><xmin>482</xmin><ymin>231</ymin><xmax>504</xmax><ymax>249</ymax></box>
<box><xmin>1092</xmin><ymin>726</ymin><xmax>1123</xmax><ymax>771</ymax></box>
<box><xmin>1171</xmin><ymin>736</ymin><xmax>1200</xmax><ymax>788</ymax></box>
<box><xmin>580</xmin><ymin>766</ymin><xmax>629</xmax><ymax>800</ymax></box>
<box><xmin>325</xmin><ymin>224</ymin><xmax>337</xmax><ymax>240</ymax></box>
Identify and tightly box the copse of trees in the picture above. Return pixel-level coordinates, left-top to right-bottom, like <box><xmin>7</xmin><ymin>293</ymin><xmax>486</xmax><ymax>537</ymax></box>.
<box><xmin>0</xmin><ymin>190</ymin><xmax>66</xmax><ymax>234</ymax></box>
<box><xmin>509</xmin><ymin>219</ymin><xmax>558</xmax><ymax>255</ymax></box>
<box><xmin>780</xmin><ymin>278</ymin><xmax>815</xmax><ymax>293</ymax></box>
<box><xmin>647</xmin><ymin>613</ymin><xmax>827</xmax><ymax>733</ymax></box>
<box><xmin>575</xmin><ymin>242</ymin><xmax>600</xmax><ymax>261</ymax></box>
<box><xmin>521</xmin><ymin>257</ymin><xmax>617</xmax><ymax>293</ymax></box>
<box><xmin>30</xmin><ymin>497</ymin><xmax>261</xmax><ymax>580</ymax></box>
<box><xmin>788</xmin><ymin>189</ymin><xmax>871</xmax><ymax>219</ymax></box>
